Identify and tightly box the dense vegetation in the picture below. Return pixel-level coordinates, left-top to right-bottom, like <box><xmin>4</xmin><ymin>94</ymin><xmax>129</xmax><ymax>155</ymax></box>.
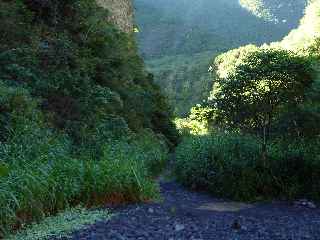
<box><xmin>0</xmin><ymin>0</ymin><xmax>177</xmax><ymax>236</ymax></box>
<box><xmin>135</xmin><ymin>0</ymin><xmax>306</xmax><ymax>115</ymax></box>
<box><xmin>175</xmin><ymin>134</ymin><xmax>320</xmax><ymax>201</ymax></box>
<box><xmin>175</xmin><ymin>0</ymin><xmax>320</xmax><ymax>201</ymax></box>
<box><xmin>2</xmin><ymin>0</ymin><xmax>320</xmax><ymax>238</ymax></box>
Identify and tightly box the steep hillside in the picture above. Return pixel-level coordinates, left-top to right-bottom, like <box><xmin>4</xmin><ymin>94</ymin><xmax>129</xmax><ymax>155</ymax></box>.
<box><xmin>134</xmin><ymin>0</ymin><xmax>306</xmax><ymax>115</ymax></box>
<box><xmin>135</xmin><ymin>0</ymin><xmax>304</xmax><ymax>59</ymax></box>
<box><xmin>0</xmin><ymin>0</ymin><xmax>177</xmax><ymax>235</ymax></box>
<box><xmin>239</xmin><ymin>0</ymin><xmax>307</xmax><ymax>23</ymax></box>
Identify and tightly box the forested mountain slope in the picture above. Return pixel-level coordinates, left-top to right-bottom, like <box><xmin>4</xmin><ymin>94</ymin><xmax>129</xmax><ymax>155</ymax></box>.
<box><xmin>239</xmin><ymin>0</ymin><xmax>307</xmax><ymax>23</ymax></box>
<box><xmin>134</xmin><ymin>0</ymin><xmax>306</xmax><ymax>115</ymax></box>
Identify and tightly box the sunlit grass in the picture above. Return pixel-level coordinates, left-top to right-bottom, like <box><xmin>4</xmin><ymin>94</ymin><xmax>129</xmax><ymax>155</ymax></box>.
<box><xmin>5</xmin><ymin>207</ymin><xmax>110</xmax><ymax>240</ymax></box>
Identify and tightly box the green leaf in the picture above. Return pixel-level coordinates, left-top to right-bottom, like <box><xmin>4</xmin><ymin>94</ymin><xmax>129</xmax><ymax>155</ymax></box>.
<box><xmin>0</xmin><ymin>163</ymin><xmax>9</xmax><ymax>178</ymax></box>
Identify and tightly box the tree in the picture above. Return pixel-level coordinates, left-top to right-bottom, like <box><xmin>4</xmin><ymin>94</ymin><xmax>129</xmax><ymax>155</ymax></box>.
<box><xmin>209</xmin><ymin>46</ymin><xmax>314</xmax><ymax>157</ymax></box>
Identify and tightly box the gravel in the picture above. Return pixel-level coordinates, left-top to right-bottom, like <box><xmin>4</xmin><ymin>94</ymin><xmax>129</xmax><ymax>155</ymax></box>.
<box><xmin>54</xmin><ymin>181</ymin><xmax>320</xmax><ymax>240</ymax></box>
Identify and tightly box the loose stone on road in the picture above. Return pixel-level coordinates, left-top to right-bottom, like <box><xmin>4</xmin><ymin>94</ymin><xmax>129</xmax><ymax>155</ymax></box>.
<box><xmin>57</xmin><ymin>181</ymin><xmax>320</xmax><ymax>240</ymax></box>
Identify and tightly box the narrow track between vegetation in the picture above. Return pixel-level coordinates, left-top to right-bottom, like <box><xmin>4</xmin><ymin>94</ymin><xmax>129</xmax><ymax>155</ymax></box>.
<box><xmin>54</xmin><ymin>180</ymin><xmax>320</xmax><ymax>240</ymax></box>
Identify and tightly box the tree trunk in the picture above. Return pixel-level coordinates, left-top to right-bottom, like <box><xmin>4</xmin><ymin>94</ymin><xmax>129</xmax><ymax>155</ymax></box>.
<box><xmin>262</xmin><ymin>124</ymin><xmax>267</xmax><ymax>167</ymax></box>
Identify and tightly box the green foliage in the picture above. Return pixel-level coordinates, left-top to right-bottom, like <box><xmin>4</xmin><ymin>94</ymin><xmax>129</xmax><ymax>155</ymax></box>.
<box><xmin>0</xmin><ymin>0</ymin><xmax>174</xmax><ymax>237</ymax></box>
<box><xmin>0</xmin><ymin>81</ymin><xmax>168</xmax><ymax>235</ymax></box>
<box><xmin>6</xmin><ymin>207</ymin><xmax>110</xmax><ymax>240</ymax></box>
<box><xmin>175</xmin><ymin>133</ymin><xmax>320</xmax><ymax>201</ymax></box>
<box><xmin>206</xmin><ymin>0</ymin><xmax>320</xmax><ymax>140</ymax></box>
<box><xmin>0</xmin><ymin>80</ymin><xmax>168</xmax><ymax>235</ymax></box>
<box><xmin>175</xmin><ymin>117</ymin><xmax>208</xmax><ymax>136</ymax></box>
<box><xmin>0</xmin><ymin>125</ymin><xmax>166</xmax><ymax>235</ymax></box>
<box><xmin>146</xmin><ymin>52</ymin><xmax>214</xmax><ymax>116</ymax></box>
<box><xmin>210</xmin><ymin>46</ymin><xmax>314</xmax><ymax>138</ymax></box>
<box><xmin>0</xmin><ymin>0</ymin><xmax>177</xmax><ymax>143</ymax></box>
<box><xmin>174</xmin><ymin>0</ymin><xmax>320</xmax><ymax>203</ymax></box>
<box><xmin>135</xmin><ymin>0</ymin><xmax>305</xmax><ymax>116</ymax></box>
<box><xmin>0</xmin><ymin>163</ymin><xmax>9</xmax><ymax>178</ymax></box>
<box><xmin>175</xmin><ymin>105</ymin><xmax>213</xmax><ymax>135</ymax></box>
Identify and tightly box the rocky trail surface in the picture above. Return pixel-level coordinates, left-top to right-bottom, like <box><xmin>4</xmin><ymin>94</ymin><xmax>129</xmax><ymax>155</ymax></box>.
<box><xmin>55</xmin><ymin>181</ymin><xmax>320</xmax><ymax>240</ymax></box>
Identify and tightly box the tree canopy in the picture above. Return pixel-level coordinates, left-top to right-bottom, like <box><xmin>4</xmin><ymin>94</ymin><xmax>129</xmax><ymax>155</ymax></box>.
<box><xmin>210</xmin><ymin>46</ymin><xmax>314</xmax><ymax>138</ymax></box>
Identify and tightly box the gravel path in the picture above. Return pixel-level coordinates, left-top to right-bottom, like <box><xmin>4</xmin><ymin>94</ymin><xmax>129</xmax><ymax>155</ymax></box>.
<box><xmin>61</xmin><ymin>181</ymin><xmax>320</xmax><ymax>240</ymax></box>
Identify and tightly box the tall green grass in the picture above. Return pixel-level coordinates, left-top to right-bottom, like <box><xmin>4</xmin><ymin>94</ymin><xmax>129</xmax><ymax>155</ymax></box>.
<box><xmin>0</xmin><ymin>129</ymin><xmax>168</xmax><ymax>237</ymax></box>
<box><xmin>0</xmin><ymin>80</ymin><xmax>169</xmax><ymax>237</ymax></box>
<box><xmin>174</xmin><ymin>133</ymin><xmax>320</xmax><ymax>201</ymax></box>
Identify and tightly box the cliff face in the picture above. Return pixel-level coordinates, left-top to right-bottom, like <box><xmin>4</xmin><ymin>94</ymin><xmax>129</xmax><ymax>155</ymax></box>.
<box><xmin>96</xmin><ymin>0</ymin><xmax>134</xmax><ymax>33</ymax></box>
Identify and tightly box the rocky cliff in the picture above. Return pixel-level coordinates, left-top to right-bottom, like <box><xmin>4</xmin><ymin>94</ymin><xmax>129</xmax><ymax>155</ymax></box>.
<box><xmin>96</xmin><ymin>0</ymin><xmax>134</xmax><ymax>33</ymax></box>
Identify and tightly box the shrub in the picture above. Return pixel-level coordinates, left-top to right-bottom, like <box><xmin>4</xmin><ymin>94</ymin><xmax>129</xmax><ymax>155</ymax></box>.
<box><xmin>174</xmin><ymin>133</ymin><xmax>320</xmax><ymax>201</ymax></box>
<box><xmin>175</xmin><ymin>105</ymin><xmax>214</xmax><ymax>136</ymax></box>
<box><xmin>268</xmin><ymin>139</ymin><xmax>320</xmax><ymax>200</ymax></box>
<box><xmin>0</xmin><ymin>129</ymin><xmax>167</xmax><ymax>236</ymax></box>
<box><xmin>0</xmin><ymin>77</ymin><xmax>168</xmax><ymax>238</ymax></box>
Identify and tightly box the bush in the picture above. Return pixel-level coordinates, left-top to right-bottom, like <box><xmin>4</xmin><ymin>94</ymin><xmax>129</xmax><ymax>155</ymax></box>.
<box><xmin>0</xmin><ymin>129</ymin><xmax>167</xmax><ymax>236</ymax></box>
<box><xmin>175</xmin><ymin>105</ymin><xmax>214</xmax><ymax>136</ymax></box>
<box><xmin>0</xmin><ymin>82</ymin><xmax>168</xmax><ymax>236</ymax></box>
<box><xmin>0</xmin><ymin>0</ymin><xmax>174</xmax><ymax>236</ymax></box>
<box><xmin>268</xmin><ymin>139</ymin><xmax>320</xmax><ymax>200</ymax></box>
<box><xmin>0</xmin><ymin>71</ymin><xmax>168</xmax><ymax>238</ymax></box>
<box><xmin>174</xmin><ymin>133</ymin><xmax>320</xmax><ymax>201</ymax></box>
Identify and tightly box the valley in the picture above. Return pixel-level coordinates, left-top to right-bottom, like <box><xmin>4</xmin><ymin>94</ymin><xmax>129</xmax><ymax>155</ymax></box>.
<box><xmin>134</xmin><ymin>0</ymin><xmax>306</xmax><ymax>115</ymax></box>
